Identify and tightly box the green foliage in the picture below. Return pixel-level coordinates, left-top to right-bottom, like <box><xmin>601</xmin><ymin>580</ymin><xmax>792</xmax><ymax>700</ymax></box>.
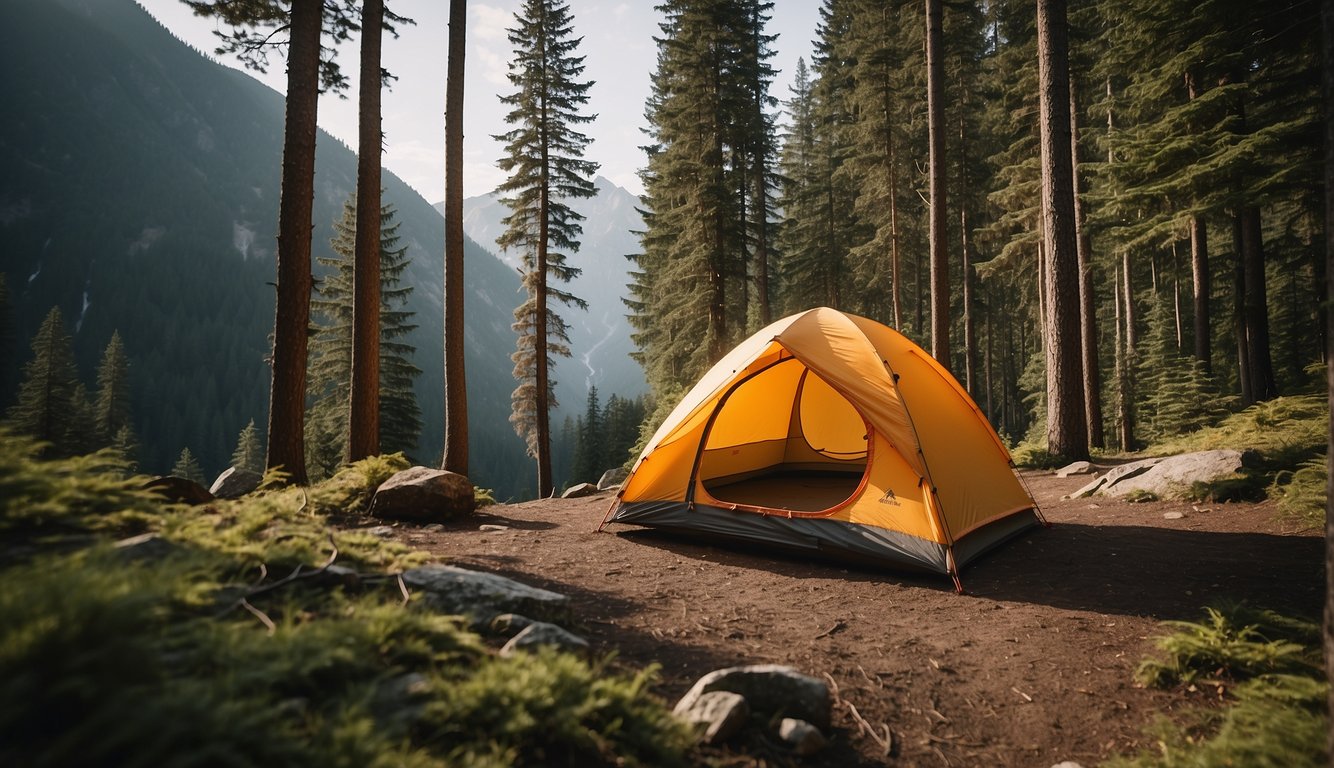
<box><xmin>5</xmin><ymin>307</ymin><xmax>80</xmax><ymax>455</ymax></box>
<box><xmin>171</xmin><ymin>447</ymin><xmax>205</xmax><ymax>484</ymax></box>
<box><xmin>568</xmin><ymin>388</ymin><xmax>648</xmax><ymax>486</ymax></box>
<box><xmin>230</xmin><ymin>418</ymin><xmax>263</xmax><ymax>473</ymax></box>
<box><xmin>1010</xmin><ymin>443</ymin><xmax>1065</xmax><ymax>470</ymax></box>
<box><xmin>473</xmin><ymin>487</ymin><xmax>497</xmax><ymax>508</ymax></box>
<box><xmin>1108</xmin><ymin>605</ymin><xmax>1326</xmax><ymax>768</ymax></box>
<box><xmin>1185</xmin><ymin>475</ymin><xmax>1266</xmax><ymax>503</ymax></box>
<box><xmin>1273</xmin><ymin>455</ymin><xmax>1325</xmax><ymax>527</ymax></box>
<box><xmin>0</xmin><ymin>442</ymin><xmax>691</xmax><ymax>767</ymax></box>
<box><xmin>1148</xmin><ymin>395</ymin><xmax>1326</xmax><ymax>469</ymax></box>
<box><xmin>94</xmin><ymin>331</ymin><xmax>132</xmax><ymax>444</ymax></box>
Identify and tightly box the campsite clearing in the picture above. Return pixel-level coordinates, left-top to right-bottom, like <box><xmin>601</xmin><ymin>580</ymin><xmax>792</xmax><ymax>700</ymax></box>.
<box><xmin>383</xmin><ymin>470</ymin><xmax>1321</xmax><ymax>767</ymax></box>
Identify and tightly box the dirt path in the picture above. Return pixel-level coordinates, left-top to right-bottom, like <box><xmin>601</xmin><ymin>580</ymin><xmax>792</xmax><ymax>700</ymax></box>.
<box><xmin>385</xmin><ymin>470</ymin><xmax>1323</xmax><ymax>766</ymax></box>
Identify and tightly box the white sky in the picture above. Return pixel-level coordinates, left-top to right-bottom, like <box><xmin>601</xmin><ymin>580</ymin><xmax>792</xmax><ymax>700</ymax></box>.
<box><xmin>136</xmin><ymin>0</ymin><xmax>824</xmax><ymax>202</ymax></box>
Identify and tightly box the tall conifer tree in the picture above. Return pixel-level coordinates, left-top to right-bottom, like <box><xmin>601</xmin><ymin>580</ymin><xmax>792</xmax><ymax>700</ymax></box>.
<box><xmin>6</xmin><ymin>307</ymin><xmax>79</xmax><ymax>454</ymax></box>
<box><xmin>94</xmin><ymin>331</ymin><xmax>132</xmax><ymax>445</ymax></box>
<box><xmin>495</xmin><ymin>0</ymin><xmax>598</xmax><ymax>499</ymax></box>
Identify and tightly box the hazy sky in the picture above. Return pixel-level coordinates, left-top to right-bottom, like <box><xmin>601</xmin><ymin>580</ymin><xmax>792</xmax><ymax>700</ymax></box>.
<box><xmin>137</xmin><ymin>1</ymin><xmax>824</xmax><ymax>203</ymax></box>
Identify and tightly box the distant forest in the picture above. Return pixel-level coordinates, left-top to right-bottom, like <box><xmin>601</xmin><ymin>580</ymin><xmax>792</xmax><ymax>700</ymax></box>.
<box><xmin>2</xmin><ymin>0</ymin><xmax>1324</xmax><ymax>491</ymax></box>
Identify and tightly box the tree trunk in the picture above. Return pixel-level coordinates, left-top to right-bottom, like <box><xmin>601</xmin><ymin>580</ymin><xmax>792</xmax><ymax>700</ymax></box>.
<box><xmin>959</xmin><ymin>81</ymin><xmax>976</xmax><ymax>393</ymax></box>
<box><xmin>442</xmin><ymin>0</ymin><xmax>469</xmax><ymax>475</ymax></box>
<box><xmin>889</xmin><ymin>125</ymin><xmax>902</xmax><ymax>330</ymax></box>
<box><xmin>1191</xmin><ymin>215</ymin><xmax>1211</xmax><ymax>372</ymax></box>
<box><xmin>1239</xmin><ymin>206</ymin><xmax>1278</xmax><ymax>401</ymax></box>
<box><xmin>925</xmin><ymin>0</ymin><xmax>950</xmax><ymax>369</ymax></box>
<box><xmin>1070</xmin><ymin>70</ymin><xmax>1102</xmax><ymax>449</ymax></box>
<box><xmin>349</xmin><ymin>0</ymin><xmax>384</xmax><ymax>462</ymax></box>
<box><xmin>1322</xmin><ymin>0</ymin><xmax>1334</xmax><ymax>752</ymax></box>
<box><xmin>1232</xmin><ymin>214</ymin><xmax>1253</xmax><ymax>405</ymax></box>
<box><xmin>1121</xmin><ymin>251</ymin><xmax>1137</xmax><ymax>450</ymax></box>
<box><xmin>1036</xmin><ymin>0</ymin><xmax>1088</xmax><ymax>461</ymax></box>
<box><xmin>265</xmin><ymin>0</ymin><xmax>322</xmax><ymax>484</ymax></box>
<box><xmin>536</xmin><ymin>178</ymin><xmax>553</xmax><ymax>498</ymax></box>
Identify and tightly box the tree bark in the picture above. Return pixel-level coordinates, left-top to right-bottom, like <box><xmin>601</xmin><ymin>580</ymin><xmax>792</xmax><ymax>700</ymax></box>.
<box><xmin>1036</xmin><ymin>0</ymin><xmax>1088</xmax><ymax>460</ymax></box>
<box><xmin>1239</xmin><ymin>205</ymin><xmax>1278</xmax><ymax>401</ymax></box>
<box><xmin>959</xmin><ymin>79</ymin><xmax>976</xmax><ymax>393</ymax></box>
<box><xmin>265</xmin><ymin>0</ymin><xmax>322</xmax><ymax>484</ymax></box>
<box><xmin>349</xmin><ymin>0</ymin><xmax>384</xmax><ymax>462</ymax></box>
<box><xmin>442</xmin><ymin>0</ymin><xmax>469</xmax><ymax>475</ymax></box>
<box><xmin>1322</xmin><ymin>0</ymin><xmax>1334</xmax><ymax>753</ymax></box>
<box><xmin>1191</xmin><ymin>215</ymin><xmax>1211</xmax><ymax>372</ymax></box>
<box><xmin>925</xmin><ymin>0</ymin><xmax>950</xmax><ymax>370</ymax></box>
<box><xmin>1070</xmin><ymin>71</ymin><xmax>1102</xmax><ymax>449</ymax></box>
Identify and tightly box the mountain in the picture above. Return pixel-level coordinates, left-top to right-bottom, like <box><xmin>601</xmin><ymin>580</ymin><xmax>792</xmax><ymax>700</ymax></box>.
<box><xmin>0</xmin><ymin>0</ymin><xmax>535</xmax><ymax>499</ymax></box>
<box><xmin>451</xmin><ymin>175</ymin><xmax>648</xmax><ymax>418</ymax></box>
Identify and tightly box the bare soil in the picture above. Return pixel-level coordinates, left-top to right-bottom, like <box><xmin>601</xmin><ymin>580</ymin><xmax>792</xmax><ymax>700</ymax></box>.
<box><xmin>381</xmin><ymin>469</ymin><xmax>1323</xmax><ymax>767</ymax></box>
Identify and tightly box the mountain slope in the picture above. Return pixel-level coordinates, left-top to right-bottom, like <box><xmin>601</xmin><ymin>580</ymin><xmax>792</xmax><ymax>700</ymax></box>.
<box><xmin>0</xmin><ymin>0</ymin><xmax>534</xmax><ymax>498</ymax></box>
<box><xmin>455</xmin><ymin>175</ymin><xmax>647</xmax><ymax>418</ymax></box>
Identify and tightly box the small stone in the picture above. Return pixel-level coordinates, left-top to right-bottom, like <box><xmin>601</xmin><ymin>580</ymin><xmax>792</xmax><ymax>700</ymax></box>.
<box><xmin>423</xmin><ymin>524</ymin><xmax>445</xmax><ymax>532</ymax></box>
<box><xmin>561</xmin><ymin>482</ymin><xmax>600</xmax><ymax>498</ymax></box>
<box><xmin>674</xmin><ymin>691</ymin><xmax>749</xmax><ymax>744</ymax></box>
<box><xmin>366</xmin><ymin>525</ymin><xmax>396</xmax><ymax>538</ymax></box>
<box><xmin>1055</xmin><ymin>460</ymin><xmax>1094</xmax><ymax>478</ymax></box>
<box><xmin>369</xmin><ymin>466</ymin><xmax>475</xmax><ymax>522</ymax></box>
<box><xmin>778</xmin><ymin>718</ymin><xmax>825</xmax><ymax>756</ymax></box>
<box><xmin>675</xmin><ymin>664</ymin><xmax>830</xmax><ymax>730</ymax></box>
<box><xmin>499</xmin><ymin>622</ymin><xmax>589</xmax><ymax>657</ymax></box>
<box><xmin>479</xmin><ymin>524</ymin><xmax>510</xmax><ymax>532</ymax></box>
<box><xmin>1163</xmin><ymin>511</ymin><xmax>1185</xmax><ymax>520</ymax></box>
<box><xmin>1050</xmin><ymin>762</ymin><xmax>1085</xmax><ymax>768</ymax></box>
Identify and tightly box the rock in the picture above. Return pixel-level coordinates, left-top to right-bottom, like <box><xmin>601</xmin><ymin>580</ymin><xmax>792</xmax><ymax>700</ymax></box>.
<box><xmin>499</xmin><ymin>622</ymin><xmax>589</xmax><ymax>657</ymax></box>
<box><xmin>402</xmin><ymin>564</ymin><xmax>570</xmax><ymax>623</ymax></box>
<box><xmin>1073</xmin><ymin>450</ymin><xmax>1257</xmax><ymax>500</ymax></box>
<box><xmin>489</xmin><ymin>613</ymin><xmax>536</xmax><ymax>636</ymax></box>
<box><xmin>1051</xmin><ymin>763</ymin><xmax>1085</xmax><ymax>768</ymax></box>
<box><xmin>142</xmin><ymin>475</ymin><xmax>214</xmax><ymax>506</ymax></box>
<box><xmin>1163</xmin><ymin>511</ymin><xmax>1185</xmax><ymax>520</ymax></box>
<box><xmin>365</xmin><ymin>525</ymin><xmax>396</xmax><ymax>537</ymax></box>
<box><xmin>676</xmin><ymin>665</ymin><xmax>830</xmax><ymax>730</ymax></box>
<box><xmin>561</xmin><ymin>482</ymin><xmax>600</xmax><ymax>498</ymax></box>
<box><xmin>368</xmin><ymin>466</ymin><xmax>475</xmax><ymax>522</ymax></box>
<box><xmin>423</xmin><ymin>523</ymin><xmax>445</xmax><ymax>532</ymax></box>
<box><xmin>597</xmin><ymin>467</ymin><xmax>629</xmax><ymax>490</ymax></box>
<box><xmin>778</xmin><ymin>718</ymin><xmax>826</xmax><ymax>756</ymax></box>
<box><xmin>208</xmin><ymin>466</ymin><xmax>262</xmax><ymax>499</ymax></box>
<box><xmin>1055</xmin><ymin>460</ymin><xmax>1094</xmax><ymax>478</ymax></box>
<box><xmin>674</xmin><ymin>691</ymin><xmax>749</xmax><ymax>745</ymax></box>
<box><xmin>479</xmin><ymin>524</ymin><xmax>510</xmax><ymax>532</ymax></box>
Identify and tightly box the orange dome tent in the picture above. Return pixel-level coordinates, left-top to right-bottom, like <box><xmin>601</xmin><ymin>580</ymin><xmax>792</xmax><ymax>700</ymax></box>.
<box><xmin>600</xmin><ymin>307</ymin><xmax>1041</xmax><ymax>588</ymax></box>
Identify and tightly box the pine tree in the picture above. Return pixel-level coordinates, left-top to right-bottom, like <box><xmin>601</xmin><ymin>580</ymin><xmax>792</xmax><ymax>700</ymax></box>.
<box><xmin>94</xmin><ymin>331</ymin><xmax>131</xmax><ymax>445</ymax></box>
<box><xmin>66</xmin><ymin>384</ymin><xmax>100</xmax><ymax>456</ymax></box>
<box><xmin>495</xmin><ymin>0</ymin><xmax>598</xmax><ymax>499</ymax></box>
<box><xmin>570</xmin><ymin>386</ymin><xmax>602</xmax><ymax>485</ymax></box>
<box><xmin>231</xmin><ymin>418</ymin><xmax>264</xmax><ymax>473</ymax></box>
<box><xmin>172</xmin><ymin>447</ymin><xmax>205</xmax><ymax>484</ymax></box>
<box><xmin>111</xmin><ymin>425</ymin><xmax>139</xmax><ymax>473</ymax></box>
<box><xmin>307</xmin><ymin>198</ymin><xmax>422</xmax><ymax>480</ymax></box>
<box><xmin>185</xmin><ymin>0</ymin><xmax>363</xmax><ymax>484</ymax></box>
<box><xmin>442</xmin><ymin>0</ymin><xmax>469</xmax><ymax>476</ymax></box>
<box><xmin>6</xmin><ymin>306</ymin><xmax>79</xmax><ymax>454</ymax></box>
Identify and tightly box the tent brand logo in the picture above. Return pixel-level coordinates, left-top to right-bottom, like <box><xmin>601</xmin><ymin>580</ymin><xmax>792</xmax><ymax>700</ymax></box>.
<box><xmin>878</xmin><ymin>489</ymin><xmax>901</xmax><ymax>506</ymax></box>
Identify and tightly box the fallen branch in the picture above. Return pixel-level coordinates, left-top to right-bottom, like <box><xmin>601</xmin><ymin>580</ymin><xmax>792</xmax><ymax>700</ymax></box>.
<box><xmin>240</xmin><ymin>597</ymin><xmax>276</xmax><ymax>635</ymax></box>
<box><xmin>218</xmin><ymin>534</ymin><xmax>340</xmax><ymax>621</ymax></box>
<box><xmin>824</xmin><ymin>672</ymin><xmax>892</xmax><ymax>755</ymax></box>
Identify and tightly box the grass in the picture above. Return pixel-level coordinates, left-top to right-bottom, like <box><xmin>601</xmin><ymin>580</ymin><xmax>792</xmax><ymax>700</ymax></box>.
<box><xmin>1107</xmin><ymin>604</ymin><xmax>1326</xmax><ymax>768</ymax></box>
<box><xmin>0</xmin><ymin>432</ymin><xmax>693</xmax><ymax>768</ymax></box>
<box><xmin>1147</xmin><ymin>395</ymin><xmax>1326</xmax><ymax>469</ymax></box>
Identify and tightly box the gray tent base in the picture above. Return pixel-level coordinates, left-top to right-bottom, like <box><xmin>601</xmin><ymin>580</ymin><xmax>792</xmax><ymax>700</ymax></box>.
<box><xmin>607</xmin><ymin>501</ymin><xmax>1041</xmax><ymax>579</ymax></box>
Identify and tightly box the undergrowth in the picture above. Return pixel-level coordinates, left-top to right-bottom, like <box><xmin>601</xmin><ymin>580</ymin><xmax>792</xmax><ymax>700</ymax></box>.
<box><xmin>1107</xmin><ymin>603</ymin><xmax>1326</xmax><ymax>768</ymax></box>
<box><xmin>1147</xmin><ymin>395</ymin><xmax>1325</xmax><ymax>469</ymax></box>
<box><xmin>0</xmin><ymin>432</ymin><xmax>692</xmax><ymax>767</ymax></box>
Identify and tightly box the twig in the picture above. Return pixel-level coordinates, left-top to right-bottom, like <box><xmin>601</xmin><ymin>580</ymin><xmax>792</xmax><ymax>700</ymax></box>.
<box><xmin>1011</xmin><ymin>686</ymin><xmax>1033</xmax><ymax>702</ymax></box>
<box><xmin>218</xmin><ymin>534</ymin><xmax>340</xmax><ymax>620</ymax></box>
<box><xmin>240</xmin><ymin>598</ymin><xmax>276</xmax><ymax>634</ymax></box>
<box><xmin>397</xmin><ymin>572</ymin><xmax>410</xmax><ymax>606</ymax></box>
<box><xmin>815</xmin><ymin>620</ymin><xmax>846</xmax><ymax>639</ymax></box>
<box><xmin>823</xmin><ymin>672</ymin><xmax>891</xmax><ymax>754</ymax></box>
<box><xmin>297</xmin><ymin>486</ymin><xmax>310</xmax><ymax>516</ymax></box>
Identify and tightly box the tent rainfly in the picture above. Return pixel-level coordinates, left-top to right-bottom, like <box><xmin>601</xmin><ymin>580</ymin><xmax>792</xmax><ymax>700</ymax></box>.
<box><xmin>600</xmin><ymin>307</ymin><xmax>1042</xmax><ymax>589</ymax></box>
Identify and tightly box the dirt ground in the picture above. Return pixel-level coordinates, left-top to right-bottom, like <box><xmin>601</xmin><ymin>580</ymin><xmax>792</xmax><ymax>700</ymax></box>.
<box><xmin>382</xmin><ymin>469</ymin><xmax>1323</xmax><ymax>767</ymax></box>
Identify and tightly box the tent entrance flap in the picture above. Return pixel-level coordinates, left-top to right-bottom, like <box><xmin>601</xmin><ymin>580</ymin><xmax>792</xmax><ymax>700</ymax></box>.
<box><xmin>694</xmin><ymin>357</ymin><xmax>870</xmax><ymax>514</ymax></box>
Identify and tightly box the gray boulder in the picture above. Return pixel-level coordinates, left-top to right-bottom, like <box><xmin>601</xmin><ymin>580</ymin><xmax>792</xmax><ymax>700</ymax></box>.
<box><xmin>675</xmin><ymin>691</ymin><xmax>749</xmax><ymax>745</ymax></box>
<box><xmin>778</xmin><ymin>718</ymin><xmax>826</xmax><ymax>756</ymax></box>
<box><xmin>402</xmin><ymin>564</ymin><xmax>569</xmax><ymax>623</ymax></box>
<box><xmin>369</xmin><ymin>466</ymin><xmax>474</xmax><ymax>522</ymax></box>
<box><xmin>1072</xmin><ymin>450</ymin><xmax>1257</xmax><ymax>500</ymax></box>
<box><xmin>561</xmin><ymin>482</ymin><xmax>600</xmax><ymax>499</ymax></box>
<box><xmin>499</xmin><ymin>621</ymin><xmax>590</xmax><ymax>657</ymax></box>
<box><xmin>675</xmin><ymin>665</ymin><xmax>830</xmax><ymax>730</ymax></box>
<box><xmin>209</xmin><ymin>467</ymin><xmax>262</xmax><ymax>499</ymax></box>
<box><xmin>1054</xmin><ymin>460</ymin><xmax>1094</xmax><ymax>478</ymax></box>
<box><xmin>597</xmin><ymin>467</ymin><xmax>629</xmax><ymax>490</ymax></box>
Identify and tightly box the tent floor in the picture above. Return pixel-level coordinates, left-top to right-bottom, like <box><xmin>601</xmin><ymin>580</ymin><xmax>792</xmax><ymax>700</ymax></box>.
<box><xmin>703</xmin><ymin>469</ymin><xmax>864</xmax><ymax>513</ymax></box>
